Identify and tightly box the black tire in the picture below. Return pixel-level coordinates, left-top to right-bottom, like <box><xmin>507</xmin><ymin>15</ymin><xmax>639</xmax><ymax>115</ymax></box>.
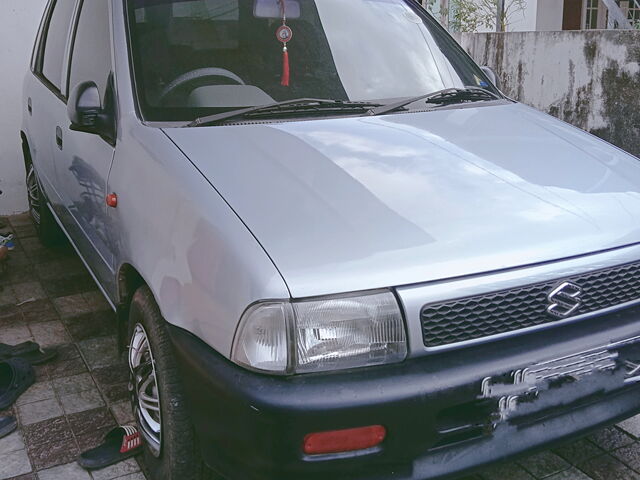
<box><xmin>25</xmin><ymin>163</ymin><xmax>63</xmax><ymax>247</ymax></box>
<box><xmin>128</xmin><ymin>286</ymin><xmax>216</xmax><ymax>480</ymax></box>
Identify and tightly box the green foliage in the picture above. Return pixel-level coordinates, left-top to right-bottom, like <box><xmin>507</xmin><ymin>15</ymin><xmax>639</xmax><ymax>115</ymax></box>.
<box><xmin>433</xmin><ymin>0</ymin><xmax>527</xmax><ymax>33</ymax></box>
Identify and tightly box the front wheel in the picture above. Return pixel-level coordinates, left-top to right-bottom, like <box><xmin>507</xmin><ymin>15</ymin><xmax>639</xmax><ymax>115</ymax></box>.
<box><xmin>26</xmin><ymin>164</ymin><xmax>63</xmax><ymax>246</ymax></box>
<box><xmin>128</xmin><ymin>286</ymin><xmax>215</xmax><ymax>480</ymax></box>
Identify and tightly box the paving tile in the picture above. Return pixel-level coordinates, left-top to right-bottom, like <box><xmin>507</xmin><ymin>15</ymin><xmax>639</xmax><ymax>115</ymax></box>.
<box><xmin>78</xmin><ymin>336</ymin><xmax>119</xmax><ymax>369</ymax></box>
<box><xmin>52</xmin><ymin>373</ymin><xmax>95</xmax><ymax>397</ymax></box>
<box><xmin>579</xmin><ymin>454</ymin><xmax>640</xmax><ymax>480</ymax></box>
<box><xmin>27</xmin><ymin>434</ymin><xmax>80</xmax><ymax>470</ymax></box>
<box><xmin>1</xmin><ymin>266</ymin><xmax>37</xmax><ymax>286</ymax></box>
<box><xmin>18</xmin><ymin>299</ymin><xmax>59</xmax><ymax>323</ymax></box>
<box><xmin>8</xmin><ymin>214</ymin><xmax>33</xmax><ymax>227</ymax></box>
<box><xmin>554</xmin><ymin>438</ymin><xmax>603</xmax><ymax>465</ymax></box>
<box><xmin>101</xmin><ymin>383</ymin><xmax>129</xmax><ymax>403</ymax></box>
<box><xmin>42</xmin><ymin>275</ymin><xmax>95</xmax><ymax>298</ymax></box>
<box><xmin>6</xmin><ymin>474</ymin><xmax>36</xmax><ymax>480</ymax></box>
<box><xmin>37</xmin><ymin>344</ymin><xmax>87</xmax><ymax>380</ymax></box>
<box><xmin>65</xmin><ymin>312</ymin><xmax>117</xmax><ymax>342</ymax></box>
<box><xmin>29</xmin><ymin>321</ymin><xmax>70</xmax><ymax>347</ymax></box>
<box><xmin>92</xmin><ymin>366</ymin><xmax>128</xmax><ymax>387</ymax></box>
<box><xmin>67</xmin><ymin>407</ymin><xmax>116</xmax><ymax>439</ymax></box>
<box><xmin>545</xmin><ymin>467</ymin><xmax>593</xmax><ymax>480</ymax></box>
<box><xmin>0</xmin><ymin>431</ymin><xmax>25</xmax><ymax>455</ymax></box>
<box><xmin>110</xmin><ymin>402</ymin><xmax>134</xmax><ymax>425</ymax></box>
<box><xmin>75</xmin><ymin>425</ymin><xmax>116</xmax><ymax>453</ymax></box>
<box><xmin>11</xmin><ymin>224</ymin><xmax>37</xmax><ymax>240</ymax></box>
<box><xmin>520</xmin><ymin>451</ymin><xmax>570</xmax><ymax>478</ymax></box>
<box><xmin>480</xmin><ymin>462</ymin><xmax>535</xmax><ymax>480</ymax></box>
<box><xmin>37</xmin><ymin>462</ymin><xmax>91</xmax><ymax>480</ymax></box>
<box><xmin>91</xmin><ymin>458</ymin><xmax>140</xmax><ymax>480</ymax></box>
<box><xmin>0</xmin><ymin>304</ymin><xmax>21</xmax><ymax>322</ymax></box>
<box><xmin>81</xmin><ymin>291</ymin><xmax>111</xmax><ymax>312</ymax></box>
<box><xmin>18</xmin><ymin>237</ymin><xmax>48</xmax><ymax>255</ymax></box>
<box><xmin>0</xmin><ymin>449</ymin><xmax>32</xmax><ymax>480</ymax></box>
<box><xmin>108</xmin><ymin>473</ymin><xmax>146</xmax><ymax>480</ymax></box>
<box><xmin>59</xmin><ymin>388</ymin><xmax>105</xmax><ymax>415</ymax></box>
<box><xmin>618</xmin><ymin>415</ymin><xmax>640</xmax><ymax>439</ymax></box>
<box><xmin>45</xmin><ymin>357</ymin><xmax>89</xmax><ymax>380</ymax></box>
<box><xmin>588</xmin><ymin>426</ymin><xmax>635</xmax><ymax>451</ymax></box>
<box><xmin>52</xmin><ymin>295</ymin><xmax>93</xmax><ymax>319</ymax></box>
<box><xmin>0</xmin><ymin>285</ymin><xmax>17</xmax><ymax>306</ymax></box>
<box><xmin>34</xmin><ymin>259</ymin><xmax>85</xmax><ymax>281</ymax></box>
<box><xmin>0</xmin><ymin>323</ymin><xmax>33</xmax><ymax>346</ymax></box>
<box><xmin>93</xmin><ymin>365</ymin><xmax>129</xmax><ymax>403</ymax></box>
<box><xmin>23</xmin><ymin>417</ymin><xmax>72</xmax><ymax>447</ymax></box>
<box><xmin>15</xmin><ymin>382</ymin><xmax>55</xmax><ymax>406</ymax></box>
<box><xmin>611</xmin><ymin>442</ymin><xmax>640</xmax><ymax>471</ymax></box>
<box><xmin>10</xmin><ymin>283</ymin><xmax>46</xmax><ymax>304</ymax></box>
<box><xmin>17</xmin><ymin>398</ymin><xmax>63</xmax><ymax>425</ymax></box>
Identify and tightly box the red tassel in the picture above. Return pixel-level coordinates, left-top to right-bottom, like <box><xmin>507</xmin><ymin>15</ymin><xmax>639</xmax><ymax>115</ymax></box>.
<box><xmin>281</xmin><ymin>47</ymin><xmax>290</xmax><ymax>87</ymax></box>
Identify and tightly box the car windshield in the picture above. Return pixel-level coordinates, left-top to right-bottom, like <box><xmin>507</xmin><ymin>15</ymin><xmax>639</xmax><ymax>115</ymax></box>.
<box><xmin>127</xmin><ymin>0</ymin><xmax>500</xmax><ymax>122</ymax></box>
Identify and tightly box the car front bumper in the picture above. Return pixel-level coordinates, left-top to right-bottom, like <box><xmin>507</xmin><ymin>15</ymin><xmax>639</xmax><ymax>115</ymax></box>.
<box><xmin>168</xmin><ymin>305</ymin><xmax>640</xmax><ymax>480</ymax></box>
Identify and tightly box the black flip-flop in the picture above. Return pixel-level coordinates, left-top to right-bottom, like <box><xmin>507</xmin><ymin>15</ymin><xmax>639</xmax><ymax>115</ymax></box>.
<box><xmin>0</xmin><ymin>342</ymin><xmax>39</xmax><ymax>357</ymax></box>
<box><xmin>0</xmin><ymin>342</ymin><xmax>57</xmax><ymax>365</ymax></box>
<box><xmin>0</xmin><ymin>416</ymin><xmax>17</xmax><ymax>439</ymax></box>
<box><xmin>0</xmin><ymin>358</ymin><xmax>35</xmax><ymax>410</ymax></box>
<box><xmin>78</xmin><ymin>425</ymin><xmax>143</xmax><ymax>470</ymax></box>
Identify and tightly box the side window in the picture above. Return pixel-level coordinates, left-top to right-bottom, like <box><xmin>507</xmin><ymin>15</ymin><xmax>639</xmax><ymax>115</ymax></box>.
<box><xmin>69</xmin><ymin>0</ymin><xmax>113</xmax><ymax>104</ymax></box>
<box><xmin>41</xmin><ymin>0</ymin><xmax>76</xmax><ymax>92</ymax></box>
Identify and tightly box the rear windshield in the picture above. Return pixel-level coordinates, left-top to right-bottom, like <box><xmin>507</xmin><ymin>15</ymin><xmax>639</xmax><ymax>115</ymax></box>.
<box><xmin>127</xmin><ymin>0</ymin><xmax>498</xmax><ymax>121</ymax></box>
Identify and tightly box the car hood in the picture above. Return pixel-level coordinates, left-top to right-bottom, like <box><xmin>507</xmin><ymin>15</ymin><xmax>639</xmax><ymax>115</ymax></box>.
<box><xmin>163</xmin><ymin>103</ymin><xmax>640</xmax><ymax>298</ymax></box>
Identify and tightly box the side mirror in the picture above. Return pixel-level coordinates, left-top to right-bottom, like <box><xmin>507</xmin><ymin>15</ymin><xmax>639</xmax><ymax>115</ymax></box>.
<box><xmin>67</xmin><ymin>81</ymin><xmax>115</xmax><ymax>142</ymax></box>
<box><xmin>480</xmin><ymin>66</ymin><xmax>501</xmax><ymax>90</ymax></box>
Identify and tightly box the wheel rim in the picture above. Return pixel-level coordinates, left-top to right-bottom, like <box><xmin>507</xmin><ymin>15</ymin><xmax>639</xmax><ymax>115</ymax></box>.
<box><xmin>26</xmin><ymin>166</ymin><xmax>41</xmax><ymax>225</ymax></box>
<box><xmin>129</xmin><ymin>323</ymin><xmax>162</xmax><ymax>457</ymax></box>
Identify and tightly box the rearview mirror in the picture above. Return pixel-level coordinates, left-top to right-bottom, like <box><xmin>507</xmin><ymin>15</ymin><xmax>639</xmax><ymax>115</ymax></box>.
<box><xmin>254</xmin><ymin>0</ymin><xmax>300</xmax><ymax>19</ymax></box>
<box><xmin>67</xmin><ymin>82</ymin><xmax>115</xmax><ymax>142</ymax></box>
<box><xmin>480</xmin><ymin>66</ymin><xmax>501</xmax><ymax>90</ymax></box>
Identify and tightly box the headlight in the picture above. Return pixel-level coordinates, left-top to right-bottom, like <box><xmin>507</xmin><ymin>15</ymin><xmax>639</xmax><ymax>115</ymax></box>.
<box><xmin>231</xmin><ymin>291</ymin><xmax>407</xmax><ymax>375</ymax></box>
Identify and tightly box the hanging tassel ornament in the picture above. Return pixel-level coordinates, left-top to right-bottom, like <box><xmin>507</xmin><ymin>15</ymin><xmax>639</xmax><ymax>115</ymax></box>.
<box><xmin>276</xmin><ymin>0</ymin><xmax>293</xmax><ymax>87</ymax></box>
<box><xmin>281</xmin><ymin>46</ymin><xmax>290</xmax><ymax>87</ymax></box>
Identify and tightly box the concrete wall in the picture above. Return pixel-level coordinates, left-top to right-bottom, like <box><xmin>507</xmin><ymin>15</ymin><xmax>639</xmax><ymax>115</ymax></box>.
<box><xmin>0</xmin><ymin>1</ymin><xmax>48</xmax><ymax>215</ymax></box>
<box><xmin>459</xmin><ymin>30</ymin><xmax>640</xmax><ymax>157</ymax></box>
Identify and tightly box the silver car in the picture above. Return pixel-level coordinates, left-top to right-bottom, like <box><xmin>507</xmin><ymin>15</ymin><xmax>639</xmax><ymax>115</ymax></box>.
<box><xmin>21</xmin><ymin>0</ymin><xmax>640</xmax><ymax>479</ymax></box>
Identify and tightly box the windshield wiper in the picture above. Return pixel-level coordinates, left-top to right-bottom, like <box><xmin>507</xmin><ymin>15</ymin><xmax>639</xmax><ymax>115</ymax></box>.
<box><xmin>368</xmin><ymin>87</ymin><xmax>502</xmax><ymax>117</ymax></box>
<box><xmin>187</xmin><ymin>98</ymin><xmax>384</xmax><ymax>127</ymax></box>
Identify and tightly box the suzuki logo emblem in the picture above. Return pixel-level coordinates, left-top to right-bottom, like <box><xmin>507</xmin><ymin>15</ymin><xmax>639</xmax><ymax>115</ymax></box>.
<box><xmin>547</xmin><ymin>282</ymin><xmax>583</xmax><ymax>319</ymax></box>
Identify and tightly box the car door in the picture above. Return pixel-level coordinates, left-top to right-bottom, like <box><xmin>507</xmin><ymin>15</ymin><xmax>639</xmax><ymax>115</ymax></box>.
<box><xmin>28</xmin><ymin>0</ymin><xmax>77</xmax><ymax>205</ymax></box>
<box><xmin>52</xmin><ymin>0</ymin><xmax>116</xmax><ymax>288</ymax></box>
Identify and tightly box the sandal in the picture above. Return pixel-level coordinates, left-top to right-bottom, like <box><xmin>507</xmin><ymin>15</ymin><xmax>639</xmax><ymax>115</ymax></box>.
<box><xmin>0</xmin><ymin>342</ymin><xmax>57</xmax><ymax>365</ymax></box>
<box><xmin>78</xmin><ymin>425</ymin><xmax>143</xmax><ymax>470</ymax></box>
<box><xmin>0</xmin><ymin>358</ymin><xmax>35</xmax><ymax>410</ymax></box>
<box><xmin>0</xmin><ymin>416</ymin><xmax>17</xmax><ymax>439</ymax></box>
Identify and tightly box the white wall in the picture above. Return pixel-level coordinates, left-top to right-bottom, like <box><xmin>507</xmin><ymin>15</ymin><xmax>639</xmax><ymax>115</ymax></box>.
<box><xmin>0</xmin><ymin>1</ymin><xmax>48</xmax><ymax>215</ymax></box>
<box><xmin>535</xmin><ymin>0</ymin><xmax>564</xmax><ymax>31</ymax></box>
<box><xmin>459</xmin><ymin>30</ymin><xmax>640</xmax><ymax>157</ymax></box>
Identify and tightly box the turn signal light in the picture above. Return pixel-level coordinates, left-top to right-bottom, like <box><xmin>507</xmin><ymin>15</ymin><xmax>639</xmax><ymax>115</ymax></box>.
<box><xmin>303</xmin><ymin>425</ymin><xmax>386</xmax><ymax>455</ymax></box>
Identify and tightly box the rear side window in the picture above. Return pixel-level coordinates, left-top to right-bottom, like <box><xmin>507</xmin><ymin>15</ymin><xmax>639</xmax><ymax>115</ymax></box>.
<box><xmin>68</xmin><ymin>0</ymin><xmax>112</xmax><ymax>101</ymax></box>
<box><xmin>42</xmin><ymin>0</ymin><xmax>76</xmax><ymax>91</ymax></box>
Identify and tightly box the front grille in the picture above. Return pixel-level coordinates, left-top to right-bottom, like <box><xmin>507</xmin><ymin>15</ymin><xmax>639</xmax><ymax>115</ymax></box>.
<box><xmin>421</xmin><ymin>261</ymin><xmax>640</xmax><ymax>348</ymax></box>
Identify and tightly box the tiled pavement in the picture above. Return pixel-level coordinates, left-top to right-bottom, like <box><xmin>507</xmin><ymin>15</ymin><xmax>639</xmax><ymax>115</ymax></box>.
<box><xmin>0</xmin><ymin>214</ymin><xmax>145</xmax><ymax>480</ymax></box>
<box><xmin>4</xmin><ymin>213</ymin><xmax>640</xmax><ymax>480</ymax></box>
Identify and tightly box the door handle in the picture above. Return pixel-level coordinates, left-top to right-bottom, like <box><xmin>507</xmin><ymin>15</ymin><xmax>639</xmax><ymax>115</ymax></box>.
<box><xmin>27</xmin><ymin>98</ymin><xmax>32</xmax><ymax>115</ymax></box>
<box><xmin>55</xmin><ymin>126</ymin><xmax>63</xmax><ymax>150</ymax></box>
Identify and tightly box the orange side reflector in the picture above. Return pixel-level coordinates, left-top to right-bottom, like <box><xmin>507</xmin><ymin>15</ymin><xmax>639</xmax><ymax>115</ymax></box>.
<box><xmin>303</xmin><ymin>425</ymin><xmax>386</xmax><ymax>455</ymax></box>
<box><xmin>106</xmin><ymin>193</ymin><xmax>118</xmax><ymax>208</ymax></box>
